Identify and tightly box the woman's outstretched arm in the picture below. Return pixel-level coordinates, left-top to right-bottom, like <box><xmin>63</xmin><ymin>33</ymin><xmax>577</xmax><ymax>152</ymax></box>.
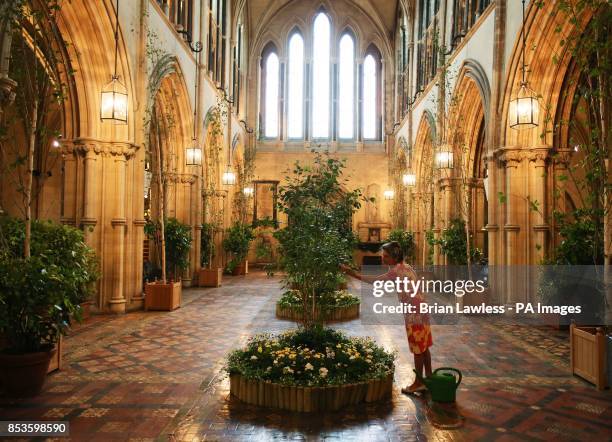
<box><xmin>340</xmin><ymin>264</ymin><xmax>385</xmax><ymax>284</ymax></box>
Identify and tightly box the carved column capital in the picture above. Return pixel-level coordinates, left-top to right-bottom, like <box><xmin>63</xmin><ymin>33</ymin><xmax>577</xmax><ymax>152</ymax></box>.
<box><xmin>0</xmin><ymin>76</ymin><xmax>17</xmax><ymax>109</ymax></box>
<box><xmin>70</xmin><ymin>138</ymin><xmax>139</xmax><ymax>159</ymax></box>
<box><xmin>552</xmin><ymin>148</ymin><xmax>573</xmax><ymax>169</ymax></box>
<box><xmin>498</xmin><ymin>148</ymin><xmax>526</xmax><ymax>168</ymax></box>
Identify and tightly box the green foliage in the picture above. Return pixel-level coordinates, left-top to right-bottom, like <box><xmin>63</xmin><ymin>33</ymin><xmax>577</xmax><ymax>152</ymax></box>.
<box><xmin>278</xmin><ymin>289</ymin><xmax>360</xmax><ymax>310</ymax></box>
<box><xmin>223</xmin><ymin>221</ymin><xmax>255</xmax><ymax>271</ymax></box>
<box><xmin>547</xmin><ymin>209</ymin><xmax>603</xmax><ymax>265</ymax></box>
<box><xmin>226</xmin><ymin>327</ymin><xmax>395</xmax><ymax>387</ymax></box>
<box><xmin>200</xmin><ymin>222</ymin><xmax>216</xmax><ymax>268</ymax></box>
<box><xmin>432</xmin><ymin>219</ymin><xmax>471</xmax><ymax>265</ymax></box>
<box><xmin>145</xmin><ymin>217</ymin><xmax>192</xmax><ymax>280</ymax></box>
<box><xmin>274</xmin><ymin>154</ymin><xmax>363</xmax><ymax>327</ymax></box>
<box><xmin>0</xmin><ymin>216</ymin><xmax>100</xmax><ymax>353</ymax></box>
<box><xmin>387</xmin><ymin>229</ymin><xmax>416</xmax><ymax>262</ymax></box>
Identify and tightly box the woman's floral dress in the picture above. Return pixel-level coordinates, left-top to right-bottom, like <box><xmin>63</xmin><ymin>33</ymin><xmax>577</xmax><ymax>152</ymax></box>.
<box><xmin>383</xmin><ymin>263</ymin><xmax>433</xmax><ymax>355</ymax></box>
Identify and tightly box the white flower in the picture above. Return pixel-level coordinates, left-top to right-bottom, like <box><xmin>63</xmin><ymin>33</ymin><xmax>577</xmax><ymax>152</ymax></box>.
<box><xmin>266</xmin><ymin>366</ymin><xmax>272</xmax><ymax>371</ymax></box>
<box><xmin>41</xmin><ymin>268</ymin><xmax>47</xmax><ymax>274</ymax></box>
<box><xmin>250</xmin><ymin>355</ymin><xmax>258</xmax><ymax>360</ymax></box>
<box><xmin>305</xmin><ymin>363</ymin><xmax>314</xmax><ymax>371</ymax></box>
<box><xmin>319</xmin><ymin>367</ymin><xmax>328</xmax><ymax>378</ymax></box>
<box><xmin>283</xmin><ymin>366</ymin><xmax>294</xmax><ymax>374</ymax></box>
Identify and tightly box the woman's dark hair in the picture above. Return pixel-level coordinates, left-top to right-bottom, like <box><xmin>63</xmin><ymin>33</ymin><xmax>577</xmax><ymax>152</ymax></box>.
<box><xmin>381</xmin><ymin>241</ymin><xmax>403</xmax><ymax>263</ymax></box>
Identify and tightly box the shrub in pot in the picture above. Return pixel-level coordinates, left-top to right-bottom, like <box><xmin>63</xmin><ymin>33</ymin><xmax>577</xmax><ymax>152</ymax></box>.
<box><xmin>227</xmin><ymin>155</ymin><xmax>394</xmax><ymax>411</ymax></box>
<box><xmin>199</xmin><ymin>222</ymin><xmax>222</xmax><ymax>287</ymax></box>
<box><xmin>387</xmin><ymin>229</ymin><xmax>416</xmax><ymax>263</ymax></box>
<box><xmin>223</xmin><ymin>221</ymin><xmax>254</xmax><ymax>275</ymax></box>
<box><xmin>144</xmin><ymin>218</ymin><xmax>192</xmax><ymax>310</ymax></box>
<box><xmin>0</xmin><ymin>217</ymin><xmax>99</xmax><ymax>396</ymax></box>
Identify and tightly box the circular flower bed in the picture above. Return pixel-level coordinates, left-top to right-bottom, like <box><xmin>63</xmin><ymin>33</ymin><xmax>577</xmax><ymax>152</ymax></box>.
<box><xmin>226</xmin><ymin>328</ymin><xmax>395</xmax><ymax>412</ymax></box>
<box><xmin>276</xmin><ymin>289</ymin><xmax>360</xmax><ymax>321</ymax></box>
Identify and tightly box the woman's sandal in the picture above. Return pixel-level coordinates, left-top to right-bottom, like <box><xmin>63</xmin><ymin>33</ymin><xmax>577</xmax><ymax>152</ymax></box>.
<box><xmin>401</xmin><ymin>384</ymin><xmax>427</xmax><ymax>394</ymax></box>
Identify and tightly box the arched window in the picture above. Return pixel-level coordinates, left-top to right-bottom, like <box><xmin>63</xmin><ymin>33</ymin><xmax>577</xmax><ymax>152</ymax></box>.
<box><xmin>261</xmin><ymin>46</ymin><xmax>280</xmax><ymax>138</ymax></box>
<box><xmin>312</xmin><ymin>12</ymin><xmax>331</xmax><ymax>139</ymax></box>
<box><xmin>287</xmin><ymin>32</ymin><xmax>304</xmax><ymax>139</ymax></box>
<box><xmin>362</xmin><ymin>46</ymin><xmax>381</xmax><ymax>140</ymax></box>
<box><xmin>338</xmin><ymin>33</ymin><xmax>355</xmax><ymax>139</ymax></box>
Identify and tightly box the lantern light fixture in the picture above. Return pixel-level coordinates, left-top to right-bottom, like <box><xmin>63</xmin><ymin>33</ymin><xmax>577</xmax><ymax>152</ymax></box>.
<box><xmin>383</xmin><ymin>189</ymin><xmax>395</xmax><ymax>200</ymax></box>
<box><xmin>186</xmin><ymin>140</ymin><xmax>202</xmax><ymax>166</ymax></box>
<box><xmin>51</xmin><ymin>138</ymin><xmax>61</xmax><ymax>148</ymax></box>
<box><xmin>435</xmin><ymin>144</ymin><xmax>454</xmax><ymax>169</ymax></box>
<box><xmin>222</xmin><ymin>165</ymin><xmax>236</xmax><ymax>185</ymax></box>
<box><xmin>402</xmin><ymin>171</ymin><xmax>416</xmax><ymax>187</ymax></box>
<box><xmin>101</xmin><ymin>0</ymin><xmax>128</xmax><ymax>124</ymax></box>
<box><xmin>509</xmin><ymin>0</ymin><xmax>539</xmax><ymax>129</ymax></box>
<box><xmin>243</xmin><ymin>186</ymin><xmax>254</xmax><ymax>197</ymax></box>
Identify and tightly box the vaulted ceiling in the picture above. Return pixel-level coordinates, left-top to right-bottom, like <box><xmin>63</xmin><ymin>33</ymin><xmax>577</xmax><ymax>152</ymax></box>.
<box><xmin>243</xmin><ymin>0</ymin><xmax>400</xmax><ymax>38</ymax></box>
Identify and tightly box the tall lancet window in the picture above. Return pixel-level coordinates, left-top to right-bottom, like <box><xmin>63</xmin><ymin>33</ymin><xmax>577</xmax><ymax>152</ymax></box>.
<box><xmin>338</xmin><ymin>33</ymin><xmax>355</xmax><ymax>139</ymax></box>
<box><xmin>263</xmin><ymin>51</ymin><xmax>280</xmax><ymax>138</ymax></box>
<box><xmin>363</xmin><ymin>54</ymin><xmax>377</xmax><ymax>139</ymax></box>
<box><xmin>312</xmin><ymin>12</ymin><xmax>331</xmax><ymax>139</ymax></box>
<box><xmin>287</xmin><ymin>32</ymin><xmax>304</xmax><ymax>139</ymax></box>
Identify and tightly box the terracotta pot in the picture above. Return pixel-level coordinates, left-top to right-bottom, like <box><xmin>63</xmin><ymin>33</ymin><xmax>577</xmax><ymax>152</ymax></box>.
<box><xmin>0</xmin><ymin>347</ymin><xmax>56</xmax><ymax>397</ymax></box>
<box><xmin>198</xmin><ymin>268</ymin><xmax>223</xmax><ymax>287</ymax></box>
<box><xmin>79</xmin><ymin>301</ymin><xmax>93</xmax><ymax>320</ymax></box>
<box><xmin>232</xmin><ymin>260</ymin><xmax>248</xmax><ymax>276</ymax></box>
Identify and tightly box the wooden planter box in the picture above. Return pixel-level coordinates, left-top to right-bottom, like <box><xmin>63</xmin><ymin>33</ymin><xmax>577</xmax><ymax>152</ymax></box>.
<box><xmin>198</xmin><ymin>268</ymin><xmax>223</xmax><ymax>287</ymax></box>
<box><xmin>144</xmin><ymin>281</ymin><xmax>182</xmax><ymax>311</ymax></box>
<box><xmin>232</xmin><ymin>260</ymin><xmax>248</xmax><ymax>276</ymax></box>
<box><xmin>230</xmin><ymin>372</ymin><xmax>393</xmax><ymax>412</ymax></box>
<box><xmin>570</xmin><ymin>322</ymin><xmax>608</xmax><ymax>390</ymax></box>
<box><xmin>459</xmin><ymin>287</ymin><xmax>490</xmax><ymax>312</ymax></box>
<box><xmin>276</xmin><ymin>303</ymin><xmax>360</xmax><ymax>322</ymax></box>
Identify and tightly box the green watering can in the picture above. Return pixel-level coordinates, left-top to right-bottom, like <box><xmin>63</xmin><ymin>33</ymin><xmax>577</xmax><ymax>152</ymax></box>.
<box><xmin>414</xmin><ymin>367</ymin><xmax>462</xmax><ymax>402</ymax></box>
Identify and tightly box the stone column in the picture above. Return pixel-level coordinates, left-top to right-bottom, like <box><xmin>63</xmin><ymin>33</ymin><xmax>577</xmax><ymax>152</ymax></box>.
<box><xmin>108</xmin><ymin>154</ymin><xmax>128</xmax><ymax>314</ymax></box>
<box><xmin>528</xmin><ymin>148</ymin><xmax>550</xmax><ymax>264</ymax></box>
<box><xmin>552</xmin><ymin>149</ymin><xmax>572</xmax><ymax>250</ymax></box>
<box><xmin>81</xmin><ymin>147</ymin><xmax>98</xmax><ymax>246</ymax></box>
<box><xmin>500</xmin><ymin>148</ymin><xmax>524</xmax><ymax>304</ymax></box>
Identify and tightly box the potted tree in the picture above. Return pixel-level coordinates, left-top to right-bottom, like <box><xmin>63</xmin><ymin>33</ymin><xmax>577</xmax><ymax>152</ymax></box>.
<box><xmin>226</xmin><ymin>154</ymin><xmax>395</xmax><ymax>411</ymax></box>
<box><xmin>144</xmin><ymin>217</ymin><xmax>192</xmax><ymax>311</ymax></box>
<box><xmin>223</xmin><ymin>221</ymin><xmax>254</xmax><ymax>275</ymax></box>
<box><xmin>387</xmin><ymin>229</ymin><xmax>416</xmax><ymax>263</ymax></box>
<box><xmin>0</xmin><ymin>217</ymin><xmax>99</xmax><ymax>396</ymax></box>
<box><xmin>198</xmin><ymin>222</ymin><xmax>223</xmax><ymax>287</ymax></box>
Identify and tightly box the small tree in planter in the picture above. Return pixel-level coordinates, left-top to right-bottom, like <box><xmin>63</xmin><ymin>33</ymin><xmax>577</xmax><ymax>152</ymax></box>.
<box><xmin>144</xmin><ymin>217</ymin><xmax>192</xmax><ymax>310</ymax></box>
<box><xmin>198</xmin><ymin>222</ymin><xmax>223</xmax><ymax>287</ymax></box>
<box><xmin>223</xmin><ymin>221</ymin><xmax>255</xmax><ymax>275</ymax></box>
<box><xmin>0</xmin><ymin>216</ymin><xmax>99</xmax><ymax>396</ymax></box>
<box><xmin>226</xmin><ymin>155</ymin><xmax>395</xmax><ymax>411</ymax></box>
<box><xmin>387</xmin><ymin>229</ymin><xmax>416</xmax><ymax>264</ymax></box>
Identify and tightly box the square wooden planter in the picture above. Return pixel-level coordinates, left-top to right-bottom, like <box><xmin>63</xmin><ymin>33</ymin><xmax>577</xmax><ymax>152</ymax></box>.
<box><xmin>570</xmin><ymin>322</ymin><xmax>608</xmax><ymax>390</ymax></box>
<box><xmin>198</xmin><ymin>268</ymin><xmax>223</xmax><ymax>287</ymax></box>
<box><xmin>232</xmin><ymin>260</ymin><xmax>248</xmax><ymax>276</ymax></box>
<box><xmin>144</xmin><ymin>281</ymin><xmax>182</xmax><ymax>311</ymax></box>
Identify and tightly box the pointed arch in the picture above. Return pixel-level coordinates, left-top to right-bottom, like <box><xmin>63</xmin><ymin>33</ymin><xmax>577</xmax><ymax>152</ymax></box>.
<box><xmin>312</xmin><ymin>10</ymin><xmax>332</xmax><ymax>139</ymax></box>
<box><xmin>260</xmin><ymin>42</ymin><xmax>280</xmax><ymax>139</ymax></box>
<box><xmin>363</xmin><ymin>44</ymin><xmax>382</xmax><ymax>140</ymax></box>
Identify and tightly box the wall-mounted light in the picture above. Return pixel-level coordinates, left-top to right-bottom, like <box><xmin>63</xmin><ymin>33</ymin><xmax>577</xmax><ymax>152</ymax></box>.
<box><xmin>100</xmin><ymin>0</ymin><xmax>128</xmax><ymax>124</ymax></box>
<box><xmin>383</xmin><ymin>189</ymin><xmax>395</xmax><ymax>200</ymax></box>
<box><xmin>243</xmin><ymin>186</ymin><xmax>254</xmax><ymax>197</ymax></box>
<box><xmin>222</xmin><ymin>165</ymin><xmax>236</xmax><ymax>185</ymax></box>
<box><xmin>509</xmin><ymin>0</ymin><xmax>539</xmax><ymax>129</ymax></box>
<box><xmin>51</xmin><ymin>138</ymin><xmax>61</xmax><ymax>148</ymax></box>
<box><xmin>435</xmin><ymin>144</ymin><xmax>454</xmax><ymax>169</ymax></box>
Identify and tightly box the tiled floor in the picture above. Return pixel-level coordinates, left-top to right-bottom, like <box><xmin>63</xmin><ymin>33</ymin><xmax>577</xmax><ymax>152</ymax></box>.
<box><xmin>1</xmin><ymin>272</ymin><xmax>611</xmax><ymax>441</ymax></box>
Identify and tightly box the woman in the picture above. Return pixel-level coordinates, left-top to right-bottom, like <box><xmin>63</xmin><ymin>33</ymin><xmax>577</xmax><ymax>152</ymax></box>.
<box><xmin>341</xmin><ymin>241</ymin><xmax>433</xmax><ymax>393</ymax></box>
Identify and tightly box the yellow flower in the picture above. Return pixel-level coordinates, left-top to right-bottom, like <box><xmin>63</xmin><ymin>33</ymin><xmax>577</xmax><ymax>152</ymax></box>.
<box><xmin>257</xmin><ymin>346</ymin><xmax>263</xmax><ymax>353</ymax></box>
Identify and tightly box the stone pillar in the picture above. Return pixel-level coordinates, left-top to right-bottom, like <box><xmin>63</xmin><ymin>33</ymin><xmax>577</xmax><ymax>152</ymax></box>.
<box><xmin>528</xmin><ymin>148</ymin><xmax>550</xmax><ymax>264</ymax></box>
<box><xmin>108</xmin><ymin>155</ymin><xmax>128</xmax><ymax>314</ymax></box>
<box><xmin>552</xmin><ymin>149</ymin><xmax>572</xmax><ymax>250</ymax></box>
<box><xmin>500</xmin><ymin>148</ymin><xmax>525</xmax><ymax>304</ymax></box>
<box><xmin>81</xmin><ymin>148</ymin><xmax>98</xmax><ymax>246</ymax></box>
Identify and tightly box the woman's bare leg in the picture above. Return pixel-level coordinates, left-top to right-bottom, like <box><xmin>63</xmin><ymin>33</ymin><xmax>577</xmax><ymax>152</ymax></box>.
<box><xmin>424</xmin><ymin>349</ymin><xmax>432</xmax><ymax>377</ymax></box>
